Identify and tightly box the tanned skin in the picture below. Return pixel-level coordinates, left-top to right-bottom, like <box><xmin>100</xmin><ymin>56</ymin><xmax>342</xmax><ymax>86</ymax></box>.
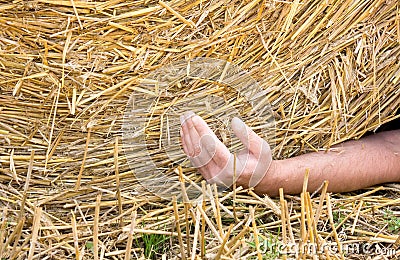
<box><xmin>180</xmin><ymin>112</ymin><xmax>400</xmax><ymax>196</ymax></box>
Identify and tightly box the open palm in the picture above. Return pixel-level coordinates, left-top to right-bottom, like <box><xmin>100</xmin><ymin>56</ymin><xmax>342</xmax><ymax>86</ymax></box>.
<box><xmin>180</xmin><ymin>112</ymin><xmax>272</xmax><ymax>188</ymax></box>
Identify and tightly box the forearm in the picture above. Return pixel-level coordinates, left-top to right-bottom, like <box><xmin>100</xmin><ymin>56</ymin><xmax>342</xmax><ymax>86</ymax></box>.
<box><xmin>255</xmin><ymin>130</ymin><xmax>400</xmax><ymax>196</ymax></box>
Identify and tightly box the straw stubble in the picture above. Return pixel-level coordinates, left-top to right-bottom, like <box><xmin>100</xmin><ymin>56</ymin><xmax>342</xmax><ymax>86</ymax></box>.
<box><xmin>0</xmin><ymin>0</ymin><xmax>399</xmax><ymax>259</ymax></box>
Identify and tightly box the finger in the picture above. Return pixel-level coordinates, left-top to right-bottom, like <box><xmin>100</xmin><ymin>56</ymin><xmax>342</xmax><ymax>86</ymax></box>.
<box><xmin>185</xmin><ymin>133</ymin><xmax>216</xmax><ymax>168</ymax></box>
<box><xmin>189</xmin><ymin>115</ymin><xmax>232</xmax><ymax>185</ymax></box>
<box><xmin>231</xmin><ymin>117</ymin><xmax>271</xmax><ymax>157</ymax></box>
<box><xmin>180</xmin><ymin>112</ymin><xmax>195</xmax><ymax>156</ymax></box>
<box><xmin>196</xmin><ymin>134</ymin><xmax>216</xmax><ymax>166</ymax></box>
<box><xmin>180</xmin><ymin>128</ymin><xmax>190</xmax><ymax>156</ymax></box>
<box><xmin>185</xmin><ymin>114</ymin><xmax>202</xmax><ymax>158</ymax></box>
<box><xmin>180</xmin><ymin>113</ymin><xmax>217</xmax><ymax>181</ymax></box>
<box><xmin>181</xmin><ymin>131</ymin><xmax>209</xmax><ymax>171</ymax></box>
<box><xmin>191</xmin><ymin>115</ymin><xmax>231</xmax><ymax>166</ymax></box>
<box><xmin>185</xmin><ymin>144</ymin><xmax>216</xmax><ymax>181</ymax></box>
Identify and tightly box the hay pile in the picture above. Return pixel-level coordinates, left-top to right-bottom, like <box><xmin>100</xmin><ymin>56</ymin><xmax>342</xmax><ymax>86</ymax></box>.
<box><xmin>0</xmin><ymin>0</ymin><xmax>399</xmax><ymax>259</ymax></box>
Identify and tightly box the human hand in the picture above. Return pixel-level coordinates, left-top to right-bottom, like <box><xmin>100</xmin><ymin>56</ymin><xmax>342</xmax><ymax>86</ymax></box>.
<box><xmin>180</xmin><ymin>112</ymin><xmax>273</xmax><ymax>189</ymax></box>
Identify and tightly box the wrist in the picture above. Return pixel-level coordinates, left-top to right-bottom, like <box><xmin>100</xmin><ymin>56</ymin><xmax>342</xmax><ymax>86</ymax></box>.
<box><xmin>253</xmin><ymin>160</ymin><xmax>282</xmax><ymax>196</ymax></box>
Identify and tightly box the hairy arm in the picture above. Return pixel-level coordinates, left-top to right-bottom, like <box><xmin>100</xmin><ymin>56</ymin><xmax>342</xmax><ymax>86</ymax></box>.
<box><xmin>180</xmin><ymin>112</ymin><xmax>400</xmax><ymax>197</ymax></box>
<box><xmin>257</xmin><ymin>130</ymin><xmax>400</xmax><ymax>196</ymax></box>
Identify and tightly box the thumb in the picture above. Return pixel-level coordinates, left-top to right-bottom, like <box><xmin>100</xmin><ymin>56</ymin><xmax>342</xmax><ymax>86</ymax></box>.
<box><xmin>231</xmin><ymin>117</ymin><xmax>271</xmax><ymax>157</ymax></box>
<box><xmin>231</xmin><ymin>117</ymin><xmax>273</xmax><ymax>188</ymax></box>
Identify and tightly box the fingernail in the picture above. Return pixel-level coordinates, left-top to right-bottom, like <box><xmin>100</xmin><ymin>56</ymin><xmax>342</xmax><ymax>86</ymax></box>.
<box><xmin>185</xmin><ymin>111</ymin><xmax>195</xmax><ymax>117</ymax></box>
<box><xmin>181</xmin><ymin>111</ymin><xmax>195</xmax><ymax>124</ymax></box>
<box><xmin>231</xmin><ymin>117</ymin><xmax>245</xmax><ymax>129</ymax></box>
<box><xmin>191</xmin><ymin>115</ymin><xmax>200</xmax><ymax>124</ymax></box>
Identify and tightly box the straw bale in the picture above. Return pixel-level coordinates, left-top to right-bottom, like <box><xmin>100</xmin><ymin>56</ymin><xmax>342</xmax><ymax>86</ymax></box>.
<box><xmin>0</xmin><ymin>0</ymin><xmax>399</xmax><ymax>259</ymax></box>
